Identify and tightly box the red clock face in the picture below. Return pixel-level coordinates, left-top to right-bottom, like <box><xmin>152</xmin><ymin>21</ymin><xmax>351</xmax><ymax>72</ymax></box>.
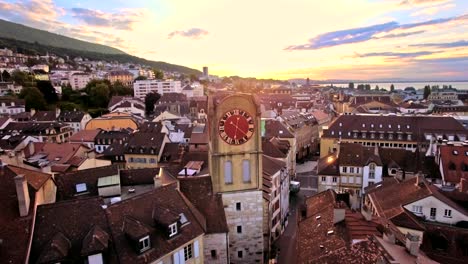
<box><xmin>218</xmin><ymin>109</ymin><xmax>255</xmax><ymax>145</ymax></box>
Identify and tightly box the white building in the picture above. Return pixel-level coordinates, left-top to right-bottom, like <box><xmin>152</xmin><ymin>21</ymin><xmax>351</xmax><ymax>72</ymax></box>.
<box><xmin>69</xmin><ymin>72</ymin><xmax>94</xmax><ymax>90</ymax></box>
<box><xmin>0</xmin><ymin>98</ymin><xmax>25</xmax><ymax>115</ymax></box>
<box><xmin>133</xmin><ymin>79</ymin><xmax>182</xmax><ymax>99</ymax></box>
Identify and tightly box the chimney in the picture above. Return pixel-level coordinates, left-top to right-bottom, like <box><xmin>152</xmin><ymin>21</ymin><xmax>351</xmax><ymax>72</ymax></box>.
<box><xmin>361</xmin><ymin>205</ymin><xmax>373</xmax><ymax>221</ymax></box>
<box><xmin>154</xmin><ymin>168</ymin><xmax>162</xmax><ymax>188</ymax></box>
<box><xmin>405</xmin><ymin>233</ymin><xmax>420</xmax><ymax>256</ymax></box>
<box><xmin>383</xmin><ymin>230</ymin><xmax>396</xmax><ymax>244</ymax></box>
<box><xmin>460</xmin><ymin>178</ymin><xmax>468</xmax><ymax>193</ymax></box>
<box><xmin>15</xmin><ymin>174</ymin><xmax>30</xmax><ymax>217</ymax></box>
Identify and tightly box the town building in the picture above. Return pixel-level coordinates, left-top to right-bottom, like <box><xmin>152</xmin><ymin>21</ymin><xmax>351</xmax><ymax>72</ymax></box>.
<box><xmin>0</xmin><ymin>97</ymin><xmax>25</xmax><ymax>115</ymax></box>
<box><xmin>69</xmin><ymin>72</ymin><xmax>94</xmax><ymax>90</ymax></box>
<box><xmin>436</xmin><ymin>143</ymin><xmax>468</xmax><ymax>188</ymax></box>
<box><xmin>108</xmin><ymin>96</ymin><xmax>145</xmax><ymax>117</ymax></box>
<box><xmin>280</xmin><ymin>111</ymin><xmax>319</xmax><ymax>160</ymax></box>
<box><xmin>1</xmin><ymin>121</ymin><xmax>73</xmax><ymax>143</ymax></box>
<box><xmin>320</xmin><ymin>114</ymin><xmax>468</xmax><ymax>157</ymax></box>
<box><xmin>85</xmin><ymin>112</ymin><xmax>141</xmax><ymax>131</ymax></box>
<box><xmin>208</xmin><ymin>94</ymin><xmax>265</xmax><ymax>263</ymax></box>
<box><xmin>94</xmin><ymin>129</ymin><xmax>130</xmax><ymax>153</ymax></box>
<box><xmin>133</xmin><ymin>79</ymin><xmax>182</xmax><ymax>99</ymax></box>
<box><xmin>69</xmin><ymin>129</ymin><xmax>101</xmax><ymax>149</ymax></box>
<box><xmin>106</xmin><ymin>70</ymin><xmax>134</xmax><ymax>86</ymax></box>
<box><xmin>317</xmin><ymin>143</ymin><xmax>383</xmax><ymax>205</ymax></box>
<box><xmin>0</xmin><ymin>165</ymin><xmax>56</xmax><ymax>263</ymax></box>
<box><xmin>57</xmin><ymin>110</ymin><xmax>92</xmax><ymax>132</ymax></box>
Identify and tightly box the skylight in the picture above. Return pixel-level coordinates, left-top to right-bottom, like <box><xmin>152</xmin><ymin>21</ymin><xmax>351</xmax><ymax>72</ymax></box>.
<box><xmin>179</xmin><ymin>213</ymin><xmax>189</xmax><ymax>225</ymax></box>
<box><xmin>75</xmin><ymin>183</ymin><xmax>87</xmax><ymax>193</ymax></box>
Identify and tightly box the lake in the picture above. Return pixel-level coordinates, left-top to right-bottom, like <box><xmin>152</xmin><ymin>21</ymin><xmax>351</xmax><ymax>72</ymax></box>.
<box><xmin>324</xmin><ymin>82</ymin><xmax>468</xmax><ymax>91</ymax></box>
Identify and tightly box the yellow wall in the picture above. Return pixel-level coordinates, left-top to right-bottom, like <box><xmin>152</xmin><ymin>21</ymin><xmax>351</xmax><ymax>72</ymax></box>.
<box><xmin>208</xmin><ymin>95</ymin><xmax>263</xmax><ymax>194</ymax></box>
<box><xmin>85</xmin><ymin>118</ymin><xmax>138</xmax><ymax>131</ymax></box>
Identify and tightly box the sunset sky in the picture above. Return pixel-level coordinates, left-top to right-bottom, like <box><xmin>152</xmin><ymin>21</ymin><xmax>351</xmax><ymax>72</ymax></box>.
<box><xmin>0</xmin><ymin>0</ymin><xmax>467</xmax><ymax>80</ymax></box>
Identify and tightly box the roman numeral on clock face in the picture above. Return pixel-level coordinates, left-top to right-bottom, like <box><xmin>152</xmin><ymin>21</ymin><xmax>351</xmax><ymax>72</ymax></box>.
<box><xmin>218</xmin><ymin>109</ymin><xmax>255</xmax><ymax>145</ymax></box>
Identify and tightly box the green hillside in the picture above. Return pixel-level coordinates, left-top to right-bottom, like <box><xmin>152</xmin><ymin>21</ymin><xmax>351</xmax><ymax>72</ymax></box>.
<box><xmin>0</xmin><ymin>19</ymin><xmax>125</xmax><ymax>55</ymax></box>
<box><xmin>0</xmin><ymin>19</ymin><xmax>201</xmax><ymax>75</ymax></box>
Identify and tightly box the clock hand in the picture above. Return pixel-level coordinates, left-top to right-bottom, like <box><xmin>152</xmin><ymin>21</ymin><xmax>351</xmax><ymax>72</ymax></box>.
<box><xmin>230</xmin><ymin>120</ymin><xmax>248</xmax><ymax>136</ymax></box>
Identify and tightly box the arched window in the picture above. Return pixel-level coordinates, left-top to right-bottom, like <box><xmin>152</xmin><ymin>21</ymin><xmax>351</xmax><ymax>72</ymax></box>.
<box><xmin>449</xmin><ymin>162</ymin><xmax>456</xmax><ymax>170</ymax></box>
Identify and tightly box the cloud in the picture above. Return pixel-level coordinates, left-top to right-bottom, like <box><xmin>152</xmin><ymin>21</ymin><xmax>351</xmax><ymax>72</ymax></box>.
<box><xmin>399</xmin><ymin>0</ymin><xmax>451</xmax><ymax>6</ymax></box>
<box><xmin>356</xmin><ymin>51</ymin><xmax>437</xmax><ymax>58</ymax></box>
<box><xmin>70</xmin><ymin>7</ymin><xmax>145</xmax><ymax>30</ymax></box>
<box><xmin>410</xmin><ymin>40</ymin><xmax>468</xmax><ymax>48</ymax></box>
<box><xmin>0</xmin><ymin>0</ymin><xmax>65</xmax><ymax>30</ymax></box>
<box><xmin>373</xmin><ymin>30</ymin><xmax>426</xmax><ymax>39</ymax></box>
<box><xmin>168</xmin><ymin>28</ymin><xmax>209</xmax><ymax>39</ymax></box>
<box><xmin>410</xmin><ymin>2</ymin><xmax>455</xmax><ymax>16</ymax></box>
<box><xmin>285</xmin><ymin>14</ymin><xmax>467</xmax><ymax>50</ymax></box>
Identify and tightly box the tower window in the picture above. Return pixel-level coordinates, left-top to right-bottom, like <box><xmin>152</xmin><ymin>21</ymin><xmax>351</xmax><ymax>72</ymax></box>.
<box><xmin>236</xmin><ymin>202</ymin><xmax>242</xmax><ymax>211</ymax></box>
<box><xmin>237</xmin><ymin>225</ymin><xmax>242</xmax><ymax>233</ymax></box>
<box><xmin>224</xmin><ymin>160</ymin><xmax>233</xmax><ymax>184</ymax></box>
<box><xmin>242</xmin><ymin>160</ymin><xmax>251</xmax><ymax>182</ymax></box>
<box><xmin>238</xmin><ymin>250</ymin><xmax>243</xmax><ymax>258</ymax></box>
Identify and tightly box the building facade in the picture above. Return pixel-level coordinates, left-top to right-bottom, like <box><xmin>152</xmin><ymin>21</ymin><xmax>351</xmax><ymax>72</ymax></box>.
<box><xmin>208</xmin><ymin>94</ymin><xmax>265</xmax><ymax>263</ymax></box>
<box><xmin>133</xmin><ymin>79</ymin><xmax>182</xmax><ymax>99</ymax></box>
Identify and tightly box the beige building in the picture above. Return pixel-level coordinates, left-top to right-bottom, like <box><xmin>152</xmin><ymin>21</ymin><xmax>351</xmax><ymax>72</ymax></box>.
<box><xmin>208</xmin><ymin>94</ymin><xmax>265</xmax><ymax>263</ymax></box>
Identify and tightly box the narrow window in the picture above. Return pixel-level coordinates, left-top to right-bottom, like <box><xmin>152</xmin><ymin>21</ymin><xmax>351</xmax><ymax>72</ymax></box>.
<box><xmin>444</xmin><ymin>209</ymin><xmax>452</xmax><ymax>218</ymax></box>
<box><xmin>139</xmin><ymin>236</ymin><xmax>151</xmax><ymax>252</ymax></box>
<box><xmin>225</xmin><ymin>160</ymin><xmax>233</xmax><ymax>184</ymax></box>
<box><xmin>242</xmin><ymin>160</ymin><xmax>251</xmax><ymax>182</ymax></box>
<box><xmin>236</xmin><ymin>202</ymin><xmax>241</xmax><ymax>211</ymax></box>
<box><xmin>237</xmin><ymin>225</ymin><xmax>242</xmax><ymax>233</ymax></box>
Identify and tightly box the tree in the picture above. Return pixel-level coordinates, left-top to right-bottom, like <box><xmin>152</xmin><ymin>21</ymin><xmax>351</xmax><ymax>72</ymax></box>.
<box><xmin>153</xmin><ymin>69</ymin><xmax>164</xmax><ymax>80</ymax></box>
<box><xmin>365</xmin><ymin>84</ymin><xmax>371</xmax><ymax>90</ymax></box>
<box><xmin>424</xmin><ymin>85</ymin><xmax>431</xmax><ymax>99</ymax></box>
<box><xmin>111</xmin><ymin>81</ymin><xmax>133</xmax><ymax>96</ymax></box>
<box><xmin>1</xmin><ymin>70</ymin><xmax>11</xmax><ymax>82</ymax></box>
<box><xmin>89</xmin><ymin>83</ymin><xmax>110</xmax><ymax>108</ymax></box>
<box><xmin>375</xmin><ymin>85</ymin><xmax>379</xmax><ymax>90</ymax></box>
<box><xmin>145</xmin><ymin>92</ymin><xmax>161</xmax><ymax>114</ymax></box>
<box><xmin>357</xmin><ymin>84</ymin><xmax>364</xmax><ymax>90</ymax></box>
<box><xmin>36</xmin><ymin>80</ymin><xmax>58</xmax><ymax>104</ymax></box>
<box><xmin>19</xmin><ymin>87</ymin><xmax>47</xmax><ymax>111</ymax></box>
<box><xmin>135</xmin><ymin>75</ymin><xmax>147</xmax><ymax>81</ymax></box>
<box><xmin>189</xmin><ymin>74</ymin><xmax>199</xmax><ymax>82</ymax></box>
<box><xmin>12</xmin><ymin>70</ymin><xmax>34</xmax><ymax>87</ymax></box>
<box><xmin>348</xmin><ymin>82</ymin><xmax>354</xmax><ymax>90</ymax></box>
<box><xmin>390</xmin><ymin>84</ymin><xmax>395</xmax><ymax>92</ymax></box>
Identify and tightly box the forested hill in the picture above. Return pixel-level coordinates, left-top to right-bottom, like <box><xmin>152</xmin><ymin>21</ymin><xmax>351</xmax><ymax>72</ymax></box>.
<box><xmin>0</xmin><ymin>19</ymin><xmax>125</xmax><ymax>54</ymax></box>
<box><xmin>0</xmin><ymin>19</ymin><xmax>201</xmax><ymax>75</ymax></box>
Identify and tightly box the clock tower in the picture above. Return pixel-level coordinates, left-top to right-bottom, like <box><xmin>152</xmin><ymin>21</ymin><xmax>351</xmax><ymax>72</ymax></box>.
<box><xmin>208</xmin><ymin>94</ymin><xmax>264</xmax><ymax>263</ymax></box>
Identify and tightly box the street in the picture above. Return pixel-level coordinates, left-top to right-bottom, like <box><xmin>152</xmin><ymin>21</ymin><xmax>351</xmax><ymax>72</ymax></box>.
<box><xmin>273</xmin><ymin>161</ymin><xmax>318</xmax><ymax>264</ymax></box>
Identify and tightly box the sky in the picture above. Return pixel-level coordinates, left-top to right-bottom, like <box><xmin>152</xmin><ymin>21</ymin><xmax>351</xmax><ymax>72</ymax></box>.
<box><xmin>0</xmin><ymin>0</ymin><xmax>467</xmax><ymax>80</ymax></box>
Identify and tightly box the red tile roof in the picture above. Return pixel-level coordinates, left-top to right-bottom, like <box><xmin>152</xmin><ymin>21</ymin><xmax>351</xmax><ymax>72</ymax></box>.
<box><xmin>69</xmin><ymin>129</ymin><xmax>101</xmax><ymax>142</ymax></box>
<box><xmin>0</xmin><ymin>166</ymin><xmax>37</xmax><ymax>264</ymax></box>
<box><xmin>439</xmin><ymin>145</ymin><xmax>468</xmax><ymax>184</ymax></box>
<box><xmin>105</xmin><ymin>183</ymin><xmax>205</xmax><ymax>263</ymax></box>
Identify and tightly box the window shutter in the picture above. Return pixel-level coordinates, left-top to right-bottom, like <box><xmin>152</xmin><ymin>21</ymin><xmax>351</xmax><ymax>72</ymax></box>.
<box><xmin>173</xmin><ymin>250</ymin><xmax>180</xmax><ymax>264</ymax></box>
<box><xmin>179</xmin><ymin>249</ymin><xmax>185</xmax><ymax>264</ymax></box>
<box><xmin>194</xmin><ymin>240</ymin><xmax>200</xmax><ymax>258</ymax></box>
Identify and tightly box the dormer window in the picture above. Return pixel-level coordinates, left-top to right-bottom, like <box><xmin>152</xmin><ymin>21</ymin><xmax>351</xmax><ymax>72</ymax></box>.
<box><xmin>179</xmin><ymin>213</ymin><xmax>189</xmax><ymax>225</ymax></box>
<box><xmin>139</xmin><ymin>235</ymin><xmax>151</xmax><ymax>253</ymax></box>
<box><xmin>169</xmin><ymin>223</ymin><xmax>178</xmax><ymax>237</ymax></box>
